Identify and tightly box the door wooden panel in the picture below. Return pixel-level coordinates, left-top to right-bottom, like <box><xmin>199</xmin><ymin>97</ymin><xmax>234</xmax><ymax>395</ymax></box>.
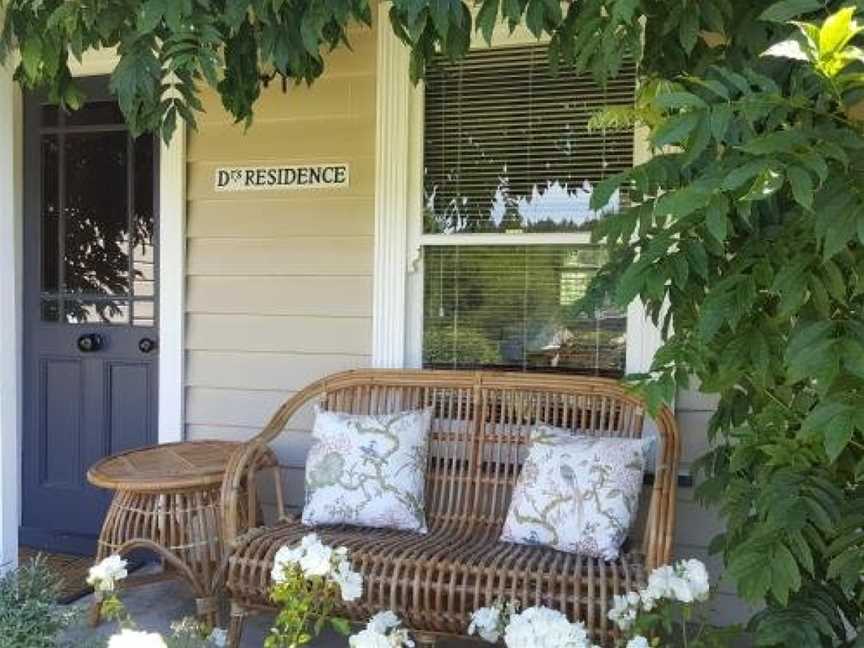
<box><xmin>107</xmin><ymin>362</ymin><xmax>154</xmax><ymax>455</ymax></box>
<box><xmin>22</xmin><ymin>77</ymin><xmax>160</xmax><ymax>555</ymax></box>
<box><xmin>39</xmin><ymin>359</ymin><xmax>83</xmax><ymax>489</ymax></box>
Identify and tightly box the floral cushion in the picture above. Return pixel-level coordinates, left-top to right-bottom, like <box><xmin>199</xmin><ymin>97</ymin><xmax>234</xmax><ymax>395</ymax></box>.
<box><xmin>302</xmin><ymin>408</ymin><xmax>432</xmax><ymax>533</ymax></box>
<box><xmin>500</xmin><ymin>425</ymin><xmax>647</xmax><ymax>560</ymax></box>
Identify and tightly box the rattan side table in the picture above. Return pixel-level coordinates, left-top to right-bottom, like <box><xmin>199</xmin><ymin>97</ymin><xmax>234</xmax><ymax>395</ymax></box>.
<box><xmin>87</xmin><ymin>440</ymin><xmax>272</xmax><ymax>627</ymax></box>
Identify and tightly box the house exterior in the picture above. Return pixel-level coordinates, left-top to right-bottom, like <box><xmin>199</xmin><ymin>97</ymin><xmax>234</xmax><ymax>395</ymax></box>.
<box><xmin>0</xmin><ymin>11</ymin><xmax>749</xmax><ymax>624</ymax></box>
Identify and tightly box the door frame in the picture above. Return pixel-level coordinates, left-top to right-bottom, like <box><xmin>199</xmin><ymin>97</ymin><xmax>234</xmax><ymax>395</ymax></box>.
<box><xmin>0</xmin><ymin>50</ymin><xmax>187</xmax><ymax>567</ymax></box>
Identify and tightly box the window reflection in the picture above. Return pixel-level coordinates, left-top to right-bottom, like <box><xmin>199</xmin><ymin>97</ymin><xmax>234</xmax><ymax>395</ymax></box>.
<box><xmin>64</xmin><ymin>300</ymin><xmax>129</xmax><ymax>325</ymax></box>
<box><xmin>422</xmin><ymin>245</ymin><xmax>626</xmax><ymax>375</ymax></box>
<box><xmin>39</xmin><ymin>100</ymin><xmax>157</xmax><ymax>327</ymax></box>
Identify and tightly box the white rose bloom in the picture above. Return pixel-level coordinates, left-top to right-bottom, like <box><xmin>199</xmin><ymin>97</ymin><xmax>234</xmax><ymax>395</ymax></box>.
<box><xmin>645</xmin><ymin>565</ymin><xmax>677</xmax><ymax>601</ymax></box>
<box><xmin>87</xmin><ymin>555</ymin><xmax>129</xmax><ymax>593</ymax></box>
<box><xmin>208</xmin><ymin>628</ymin><xmax>228</xmax><ymax>647</ymax></box>
<box><xmin>298</xmin><ymin>541</ymin><xmax>333</xmax><ymax>577</ymax></box>
<box><xmin>639</xmin><ymin>588</ymin><xmax>658</xmax><ymax>612</ymax></box>
<box><xmin>107</xmin><ymin>628</ymin><xmax>168</xmax><ymax>648</ymax></box>
<box><xmin>669</xmin><ymin>575</ymin><xmax>695</xmax><ymax>603</ymax></box>
<box><xmin>503</xmin><ymin>606</ymin><xmax>591</xmax><ymax>648</ymax></box>
<box><xmin>349</xmin><ymin>629</ymin><xmax>392</xmax><ymax>648</ymax></box>
<box><xmin>334</xmin><ymin>560</ymin><xmax>363</xmax><ymax>602</ymax></box>
<box><xmin>607</xmin><ymin>594</ymin><xmax>637</xmax><ymax>631</ymax></box>
<box><xmin>271</xmin><ymin>544</ymin><xmax>305</xmax><ymax>583</ymax></box>
<box><xmin>468</xmin><ymin>605</ymin><xmax>503</xmax><ymax>643</ymax></box>
<box><xmin>626</xmin><ymin>636</ymin><xmax>650</xmax><ymax>648</ymax></box>
<box><xmin>679</xmin><ymin>559</ymin><xmax>710</xmax><ymax>602</ymax></box>
<box><xmin>300</xmin><ymin>533</ymin><xmax>322</xmax><ymax>549</ymax></box>
<box><xmin>366</xmin><ymin>610</ymin><xmax>400</xmax><ymax>634</ymax></box>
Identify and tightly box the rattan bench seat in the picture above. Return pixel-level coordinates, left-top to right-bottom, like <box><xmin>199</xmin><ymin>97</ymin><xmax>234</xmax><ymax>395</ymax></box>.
<box><xmin>220</xmin><ymin>369</ymin><xmax>680</xmax><ymax>647</ymax></box>
<box><xmin>227</xmin><ymin>519</ymin><xmax>647</xmax><ymax>641</ymax></box>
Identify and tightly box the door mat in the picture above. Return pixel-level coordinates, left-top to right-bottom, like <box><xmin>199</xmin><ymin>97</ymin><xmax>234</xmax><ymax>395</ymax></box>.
<box><xmin>18</xmin><ymin>547</ymin><xmax>144</xmax><ymax>605</ymax></box>
<box><xmin>18</xmin><ymin>546</ymin><xmax>98</xmax><ymax>604</ymax></box>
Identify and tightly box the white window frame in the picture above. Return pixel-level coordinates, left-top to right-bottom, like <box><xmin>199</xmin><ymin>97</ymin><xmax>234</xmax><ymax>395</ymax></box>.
<box><xmin>374</xmin><ymin>13</ymin><xmax>662</xmax><ymax>376</ymax></box>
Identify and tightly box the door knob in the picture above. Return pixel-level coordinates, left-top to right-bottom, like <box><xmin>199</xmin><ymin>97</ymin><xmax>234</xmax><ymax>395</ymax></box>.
<box><xmin>138</xmin><ymin>337</ymin><xmax>157</xmax><ymax>354</ymax></box>
<box><xmin>77</xmin><ymin>333</ymin><xmax>103</xmax><ymax>353</ymax></box>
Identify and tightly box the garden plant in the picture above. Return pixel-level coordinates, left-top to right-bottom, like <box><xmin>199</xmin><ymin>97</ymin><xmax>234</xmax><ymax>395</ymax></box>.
<box><xmin>3</xmin><ymin>0</ymin><xmax>864</xmax><ymax>645</ymax></box>
<box><xmin>0</xmin><ymin>555</ymin><xmax>78</xmax><ymax>648</ymax></box>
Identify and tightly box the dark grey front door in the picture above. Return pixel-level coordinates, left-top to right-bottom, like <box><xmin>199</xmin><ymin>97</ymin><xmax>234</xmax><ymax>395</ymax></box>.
<box><xmin>21</xmin><ymin>77</ymin><xmax>160</xmax><ymax>555</ymax></box>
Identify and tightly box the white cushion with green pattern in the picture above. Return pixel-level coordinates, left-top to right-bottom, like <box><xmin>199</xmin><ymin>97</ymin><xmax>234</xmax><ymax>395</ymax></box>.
<box><xmin>302</xmin><ymin>408</ymin><xmax>432</xmax><ymax>533</ymax></box>
<box><xmin>500</xmin><ymin>425</ymin><xmax>647</xmax><ymax>560</ymax></box>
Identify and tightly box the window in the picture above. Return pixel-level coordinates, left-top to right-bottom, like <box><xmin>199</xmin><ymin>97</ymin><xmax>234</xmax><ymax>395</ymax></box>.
<box><xmin>418</xmin><ymin>44</ymin><xmax>636</xmax><ymax>376</ymax></box>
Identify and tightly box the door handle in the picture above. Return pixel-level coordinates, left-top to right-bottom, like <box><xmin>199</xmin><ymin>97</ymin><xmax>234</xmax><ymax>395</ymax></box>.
<box><xmin>138</xmin><ymin>337</ymin><xmax>157</xmax><ymax>354</ymax></box>
<box><xmin>77</xmin><ymin>333</ymin><xmax>104</xmax><ymax>353</ymax></box>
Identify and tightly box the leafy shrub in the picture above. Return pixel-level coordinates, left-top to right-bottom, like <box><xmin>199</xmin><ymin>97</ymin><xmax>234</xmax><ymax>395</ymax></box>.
<box><xmin>423</xmin><ymin>326</ymin><xmax>501</xmax><ymax>367</ymax></box>
<box><xmin>0</xmin><ymin>556</ymin><xmax>77</xmax><ymax>648</ymax></box>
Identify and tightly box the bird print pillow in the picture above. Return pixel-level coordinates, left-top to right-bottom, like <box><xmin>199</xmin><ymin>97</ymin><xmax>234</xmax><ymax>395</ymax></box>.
<box><xmin>302</xmin><ymin>408</ymin><xmax>432</xmax><ymax>533</ymax></box>
<box><xmin>500</xmin><ymin>425</ymin><xmax>647</xmax><ymax>560</ymax></box>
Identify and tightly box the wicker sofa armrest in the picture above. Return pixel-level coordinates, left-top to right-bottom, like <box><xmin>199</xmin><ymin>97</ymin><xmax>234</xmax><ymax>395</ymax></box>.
<box><xmin>220</xmin><ymin>440</ymin><xmax>273</xmax><ymax>546</ymax></box>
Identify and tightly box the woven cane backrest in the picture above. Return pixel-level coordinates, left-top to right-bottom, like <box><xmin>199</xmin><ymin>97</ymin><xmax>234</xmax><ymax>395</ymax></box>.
<box><xmin>245</xmin><ymin>369</ymin><xmax>679</xmax><ymax>567</ymax></box>
<box><xmin>318</xmin><ymin>378</ymin><xmax>478</xmax><ymax>535</ymax></box>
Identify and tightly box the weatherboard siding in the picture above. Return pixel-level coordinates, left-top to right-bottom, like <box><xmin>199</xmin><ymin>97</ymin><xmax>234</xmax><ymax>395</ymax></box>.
<box><xmin>183</xmin><ymin>24</ymin><xmax>376</xmax><ymax>450</ymax></box>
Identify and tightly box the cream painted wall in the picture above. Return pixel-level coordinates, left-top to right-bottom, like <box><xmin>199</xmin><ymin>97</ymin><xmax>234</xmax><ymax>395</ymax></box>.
<box><xmin>183</xmin><ymin>25</ymin><xmax>376</xmax><ymax>469</ymax></box>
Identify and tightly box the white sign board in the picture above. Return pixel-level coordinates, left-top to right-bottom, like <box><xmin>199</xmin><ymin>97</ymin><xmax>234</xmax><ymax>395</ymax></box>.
<box><xmin>214</xmin><ymin>163</ymin><xmax>350</xmax><ymax>192</ymax></box>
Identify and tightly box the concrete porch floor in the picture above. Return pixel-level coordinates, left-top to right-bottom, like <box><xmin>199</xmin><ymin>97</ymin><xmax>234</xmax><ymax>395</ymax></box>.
<box><xmin>63</xmin><ymin>571</ymin><xmax>477</xmax><ymax>647</ymax></box>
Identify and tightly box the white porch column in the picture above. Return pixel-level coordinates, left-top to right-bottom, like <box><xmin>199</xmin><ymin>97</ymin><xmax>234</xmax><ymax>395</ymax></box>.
<box><xmin>158</xmin><ymin>124</ymin><xmax>187</xmax><ymax>444</ymax></box>
<box><xmin>0</xmin><ymin>59</ymin><xmax>22</xmax><ymax>570</ymax></box>
<box><xmin>372</xmin><ymin>11</ymin><xmax>412</xmax><ymax>368</ymax></box>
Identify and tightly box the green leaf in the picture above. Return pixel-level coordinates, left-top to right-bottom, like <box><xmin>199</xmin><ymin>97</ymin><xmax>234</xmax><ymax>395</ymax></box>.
<box><xmin>818</xmin><ymin>7</ymin><xmax>861</xmax><ymax>58</ymax></box>
<box><xmin>653</xmin><ymin>91</ymin><xmax>708</xmax><ymax>110</ymax></box>
<box><xmin>330</xmin><ymin>617</ymin><xmax>352</xmax><ymax>635</ymax></box>
<box><xmin>763</xmin><ymin>36</ymin><xmax>811</xmax><ymax>61</ymax></box>
<box><xmin>652</xmin><ymin>111</ymin><xmax>700</xmax><ymax>147</ymax></box>
<box><xmin>137</xmin><ymin>0</ymin><xmax>167</xmax><ymax>34</ymax></box>
<box><xmin>428</xmin><ymin>0</ymin><xmax>454</xmax><ymax>40</ymax></box>
<box><xmin>475</xmin><ymin>0</ymin><xmax>499</xmax><ymax>43</ymax></box>
<box><xmin>759</xmin><ymin>0</ymin><xmax>825</xmax><ymax>23</ymax></box>
<box><xmin>722</xmin><ymin>159</ymin><xmax>772</xmax><ymax>191</ymax></box>
<box><xmin>787</xmin><ymin>165</ymin><xmax>814</xmax><ymax>209</ymax></box>
<box><xmin>825</xmin><ymin>406</ymin><xmax>855</xmax><ymax>461</ymax></box>
<box><xmin>710</xmin><ymin>102</ymin><xmax>732</xmax><ymax>141</ymax></box>
<box><xmin>771</xmin><ymin>543</ymin><xmax>802</xmax><ymax>605</ymax></box>
<box><xmin>678</xmin><ymin>9</ymin><xmax>699</xmax><ymax>54</ymax></box>
<box><xmin>742</xmin><ymin>168</ymin><xmax>784</xmax><ymax>201</ymax></box>
<box><xmin>705</xmin><ymin>195</ymin><xmax>729</xmax><ymax>241</ymax></box>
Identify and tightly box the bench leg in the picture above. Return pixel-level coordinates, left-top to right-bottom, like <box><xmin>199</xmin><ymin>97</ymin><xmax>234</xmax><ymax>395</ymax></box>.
<box><xmin>414</xmin><ymin>632</ymin><xmax>437</xmax><ymax>647</ymax></box>
<box><xmin>227</xmin><ymin>603</ymin><xmax>247</xmax><ymax>648</ymax></box>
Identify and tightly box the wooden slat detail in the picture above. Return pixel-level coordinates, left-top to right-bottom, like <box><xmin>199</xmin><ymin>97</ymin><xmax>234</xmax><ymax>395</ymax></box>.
<box><xmin>186</xmin><ymin>314</ymin><xmax>371</xmax><ymax>355</ymax></box>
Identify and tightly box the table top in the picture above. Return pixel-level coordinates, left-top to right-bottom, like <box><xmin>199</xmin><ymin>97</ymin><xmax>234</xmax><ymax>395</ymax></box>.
<box><xmin>87</xmin><ymin>440</ymin><xmax>242</xmax><ymax>492</ymax></box>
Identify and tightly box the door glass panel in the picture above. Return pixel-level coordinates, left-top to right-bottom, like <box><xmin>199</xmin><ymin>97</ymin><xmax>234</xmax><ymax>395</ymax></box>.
<box><xmin>37</xmin><ymin>94</ymin><xmax>157</xmax><ymax>327</ymax></box>
<box><xmin>41</xmin><ymin>105</ymin><xmax>59</xmax><ymax>127</ymax></box>
<box><xmin>63</xmin><ymin>132</ymin><xmax>130</xmax><ymax>296</ymax></box>
<box><xmin>64</xmin><ymin>300</ymin><xmax>130</xmax><ymax>324</ymax></box>
<box><xmin>40</xmin><ymin>299</ymin><xmax>60</xmax><ymax>323</ymax></box>
<box><xmin>132</xmin><ymin>137</ymin><xmax>155</xmax><ymax>295</ymax></box>
<box><xmin>132</xmin><ymin>300</ymin><xmax>155</xmax><ymax>327</ymax></box>
<box><xmin>41</xmin><ymin>136</ymin><xmax>59</xmax><ymax>293</ymax></box>
<box><xmin>65</xmin><ymin>101</ymin><xmax>125</xmax><ymax>127</ymax></box>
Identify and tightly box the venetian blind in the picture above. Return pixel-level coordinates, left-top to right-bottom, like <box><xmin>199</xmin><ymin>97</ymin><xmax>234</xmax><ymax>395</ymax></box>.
<box><xmin>422</xmin><ymin>245</ymin><xmax>627</xmax><ymax>375</ymax></box>
<box><xmin>423</xmin><ymin>45</ymin><xmax>636</xmax><ymax>235</ymax></box>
